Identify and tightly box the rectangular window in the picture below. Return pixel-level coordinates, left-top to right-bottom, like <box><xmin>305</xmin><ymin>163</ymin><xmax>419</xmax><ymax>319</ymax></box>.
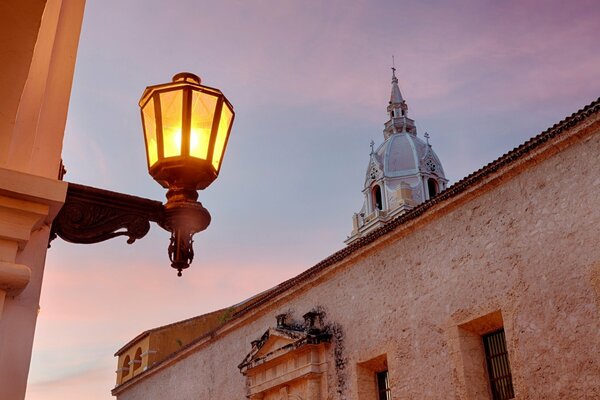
<box><xmin>483</xmin><ymin>329</ymin><xmax>515</xmax><ymax>400</ymax></box>
<box><xmin>376</xmin><ymin>370</ymin><xmax>391</xmax><ymax>400</ymax></box>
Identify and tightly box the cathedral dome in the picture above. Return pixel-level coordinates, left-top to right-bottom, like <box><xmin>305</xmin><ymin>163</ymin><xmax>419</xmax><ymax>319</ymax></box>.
<box><xmin>346</xmin><ymin>66</ymin><xmax>449</xmax><ymax>245</ymax></box>
<box><xmin>373</xmin><ymin>132</ymin><xmax>445</xmax><ymax>178</ymax></box>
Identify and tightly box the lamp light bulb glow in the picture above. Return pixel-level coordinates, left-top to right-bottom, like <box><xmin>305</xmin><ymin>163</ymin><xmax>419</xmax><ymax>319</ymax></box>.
<box><xmin>163</xmin><ymin>126</ymin><xmax>183</xmax><ymax>158</ymax></box>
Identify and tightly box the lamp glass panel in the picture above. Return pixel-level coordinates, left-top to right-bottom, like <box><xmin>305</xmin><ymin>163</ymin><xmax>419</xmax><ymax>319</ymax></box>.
<box><xmin>159</xmin><ymin>90</ymin><xmax>183</xmax><ymax>158</ymax></box>
<box><xmin>189</xmin><ymin>91</ymin><xmax>218</xmax><ymax>160</ymax></box>
<box><xmin>142</xmin><ymin>97</ymin><xmax>159</xmax><ymax>167</ymax></box>
<box><xmin>211</xmin><ymin>102</ymin><xmax>233</xmax><ymax>170</ymax></box>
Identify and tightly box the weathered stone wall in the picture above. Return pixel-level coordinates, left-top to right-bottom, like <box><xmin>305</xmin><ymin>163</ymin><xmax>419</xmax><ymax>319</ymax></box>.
<box><xmin>116</xmin><ymin>119</ymin><xmax>600</xmax><ymax>399</ymax></box>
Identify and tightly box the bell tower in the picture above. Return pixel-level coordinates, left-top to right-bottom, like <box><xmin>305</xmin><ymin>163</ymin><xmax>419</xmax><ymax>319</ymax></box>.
<box><xmin>346</xmin><ymin>66</ymin><xmax>448</xmax><ymax>244</ymax></box>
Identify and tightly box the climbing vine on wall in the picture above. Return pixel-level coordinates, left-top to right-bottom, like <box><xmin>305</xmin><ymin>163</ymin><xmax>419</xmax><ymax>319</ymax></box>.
<box><xmin>331</xmin><ymin>323</ymin><xmax>347</xmax><ymax>400</ymax></box>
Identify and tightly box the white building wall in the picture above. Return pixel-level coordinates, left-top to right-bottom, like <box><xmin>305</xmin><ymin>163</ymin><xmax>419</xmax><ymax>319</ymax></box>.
<box><xmin>115</xmin><ymin>110</ymin><xmax>600</xmax><ymax>400</ymax></box>
<box><xmin>0</xmin><ymin>1</ymin><xmax>85</xmax><ymax>398</ymax></box>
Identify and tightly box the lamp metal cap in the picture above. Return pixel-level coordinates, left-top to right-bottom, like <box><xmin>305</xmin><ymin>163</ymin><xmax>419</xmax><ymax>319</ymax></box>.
<box><xmin>172</xmin><ymin>72</ymin><xmax>201</xmax><ymax>84</ymax></box>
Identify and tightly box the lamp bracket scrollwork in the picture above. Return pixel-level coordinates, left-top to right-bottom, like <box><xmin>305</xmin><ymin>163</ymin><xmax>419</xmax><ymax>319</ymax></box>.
<box><xmin>49</xmin><ymin>182</ymin><xmax>164</xmax><ymax>247</ymax></box>
<box><xmin>49</xmin><ymin>182</ymin><xmax>211</xmax><ymax>276</ymax></box>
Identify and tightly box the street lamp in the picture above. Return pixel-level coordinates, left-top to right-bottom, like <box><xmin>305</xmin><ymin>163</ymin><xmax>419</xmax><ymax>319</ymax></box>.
<box><xmin>50</xmin><ymin>72</ymin><xmax>235</xmax><ymax>276</ymax></box>
<box><xmin>140</xmin><ymin>72</ymin><xmax>234</xmax><ymax>275</ymax></box>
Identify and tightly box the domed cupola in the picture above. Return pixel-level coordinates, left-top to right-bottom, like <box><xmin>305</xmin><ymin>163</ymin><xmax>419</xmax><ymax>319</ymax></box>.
<box><xmin>346</xmin><ymin>67</ymin><xmax>448</xmax><ymax>244</ymax></box>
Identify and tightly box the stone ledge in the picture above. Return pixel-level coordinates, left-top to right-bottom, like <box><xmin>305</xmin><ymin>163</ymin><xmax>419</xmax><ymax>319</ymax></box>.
<box><xmin>0</xmin><ymin>195</ymin><xmax>49</xmax><ymax>246</ymax></box>
<box><xmin>0</xmin><ymin>167</ymin><xmax>67</xmax><ymax>223</ymax></box>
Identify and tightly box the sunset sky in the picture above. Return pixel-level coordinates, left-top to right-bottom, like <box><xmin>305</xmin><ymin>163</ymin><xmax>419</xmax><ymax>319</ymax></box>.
<box><xmin>25</xmin><ymin>0</ymin><xmax>599</xmax><ymax>398</ymax></box>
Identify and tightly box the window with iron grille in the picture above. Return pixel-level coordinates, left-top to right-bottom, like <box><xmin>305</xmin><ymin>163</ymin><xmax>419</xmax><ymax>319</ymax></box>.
<box><xmin>376</xmin><ymin>370</ymin><xmax>391</xmax><ymax>400</ymax></box>
<box><xmin>483</xmin><ymin>329</ymin><xmax>515</xmax><ymax>400</ymax></box>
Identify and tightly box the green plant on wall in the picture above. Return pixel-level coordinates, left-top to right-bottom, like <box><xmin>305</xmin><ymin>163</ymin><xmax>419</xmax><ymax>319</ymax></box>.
<box><xmin>219</xmin><ymin>307</ymin><xmax>235</xmax><ymax>324</ymax></box>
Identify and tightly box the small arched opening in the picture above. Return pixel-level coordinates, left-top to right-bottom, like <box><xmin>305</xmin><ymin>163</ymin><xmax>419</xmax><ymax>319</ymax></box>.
<box><xmin>372</xmin><ymin>185</ymin><xmax>383</xmax><ymax>211</ymax></box>
<box><xmin>121</xmin><ymin>355</ymin><xmax>131</xmax><ymax>381</ymax></box>
<box><xmin>427</xmin><ymin>178</ymin><xmax>438</xmax><ymax>199</ymax></box>
<box><xmin>132</xmin><ymin>347</ymin><xmax>143</xmax><ymax>373</ymax></box>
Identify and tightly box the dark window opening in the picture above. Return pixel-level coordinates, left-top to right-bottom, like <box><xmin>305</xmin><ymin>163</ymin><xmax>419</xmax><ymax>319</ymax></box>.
<box><xmin>391</xmin><ymin>110</ymin><xmax>395</xmax><ymax>117</ymax></box>
<box><xmin>401</xmin><ymin>109</ymin><xmax>405</xmax><ymax>116</ymax></box>
<box><xmin>376</xmin><ymin>370</ymin><xmax>391</xmax><ymax>400</ymax></box>
<box><xmin>483</xmin><ymin>329</ymin><xmax>515</xmax><ymax>400</ymax></box>
<box><xmin>122</xmin><ymin>355</ymin><xmax>131</xmax><ymax>378</ymax></box>
<box><xmin>427</xmin><ymin>178</ymin><xmax>438</xmax><ymax>198</ymax></box>
<box><xmin>372</xmin><ymin>185</ymin><xmax>383</xmax><ymax>210</ymax></box>
<box><xmin>132</xmin><ymin>348</ymin><xmax>143</xmax><ymax>373</ymax></box>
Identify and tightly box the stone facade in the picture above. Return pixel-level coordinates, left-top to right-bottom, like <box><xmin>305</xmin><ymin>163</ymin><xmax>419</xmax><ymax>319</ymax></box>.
<box><xmin>113</xmin><ymin>99</ymin><xmax>600</xmax><ymax>399</ymax></box>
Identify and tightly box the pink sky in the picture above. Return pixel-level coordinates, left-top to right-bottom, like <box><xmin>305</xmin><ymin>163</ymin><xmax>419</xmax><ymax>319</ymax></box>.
<box><xmin>26</xmin><ymin>0</ymin><xmax>599</xmax><ymax>399</ymax></box>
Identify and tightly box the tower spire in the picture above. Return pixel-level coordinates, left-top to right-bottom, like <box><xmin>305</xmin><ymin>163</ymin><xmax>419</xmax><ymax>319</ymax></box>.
<box><xmin>385</xmin><ymin>62</ymin><xmax>414</xmax><ymax>138</ymax></box>
<box><xmin>389</xmin><ymin>56</ymin><xmax>403</xmax><ymax>104</ymax></box>
<box><xmin>346</xmin><ymin>67</ymin><xmax>448</xmax><ymax>244</ymax></box>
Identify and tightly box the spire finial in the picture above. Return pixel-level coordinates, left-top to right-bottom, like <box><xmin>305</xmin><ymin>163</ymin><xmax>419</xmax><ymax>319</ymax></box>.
<box><xmin>370</xmin><ymin>140</ymin><xmax>375</xmax><ymax>154</ymax></box>
<box><xmin>391</xmin><ymin>55</ymin><xmax>398</xmax><ymax>84</ymax></box>
<box><xmin>424</xmin><ymin>131</ymin><xmax>430</xmax><ymax>145</ymax></box>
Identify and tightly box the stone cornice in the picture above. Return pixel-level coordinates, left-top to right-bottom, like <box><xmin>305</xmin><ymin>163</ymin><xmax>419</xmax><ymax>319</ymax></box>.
<box><xmin>0</xmin><ymin>168</ymin><xmax>67</xmax><ymax>300</ymax></box>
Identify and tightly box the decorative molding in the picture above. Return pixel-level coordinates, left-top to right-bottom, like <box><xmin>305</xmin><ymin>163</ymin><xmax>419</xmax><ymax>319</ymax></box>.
<box><xmin>369</xmin><ymin>163</ymin><xmax>382</xmax><ymax>181</ymax></box>
<box><xmin>0</xmin><ymin>262</ymin><xmax>31</xmax><ymax>296</ymax></box>
<box><xmin>239</xmin><ymin>312</ymin><xmax>331</xmax><ymax>399</ymax></box>
<box><xmin>50</xmin><ymin>183</ymin><xmax>164</xmax><ymax>246</ymax></box>
<box><xmin>239</xmin><ymin>311</ymin><xmax>331</xmax><ymax>373</ymax></box>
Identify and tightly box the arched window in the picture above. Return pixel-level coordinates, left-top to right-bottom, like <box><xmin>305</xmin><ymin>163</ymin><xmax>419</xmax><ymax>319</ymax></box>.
<box><xmin>427</xmin><ymin>178</ymin><xmax>438</xmax><ymax>199</ymax></box>
<box><xmin>132</xmin><ymin>347</ymin><xmax>143</xmax><ymax>373</ymax></box>
<box><xmin>372</xmin><ymin>185</ymin><xmax>383</xmax><ymax>211</ymax></box>
<box><xmin>121</xmin><ymin>355</ymin><xmax>131</xmax><ymax>380</ymax></box>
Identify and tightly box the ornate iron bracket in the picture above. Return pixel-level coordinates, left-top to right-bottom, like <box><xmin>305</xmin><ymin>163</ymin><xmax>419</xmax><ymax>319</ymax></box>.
<box><xmin>50</xmin><ymin>183</ymin><xmax>164</xmax><ymax>246</ymax></box>
<box><xmin>51</xmin><ymin>73</ymin><xmax>235</xmax><ymax>277</ymax></box>
<box><xmin>50</xmin><ymin>182</ymin><xmax>212</xmax><ymax>276</ymax></box>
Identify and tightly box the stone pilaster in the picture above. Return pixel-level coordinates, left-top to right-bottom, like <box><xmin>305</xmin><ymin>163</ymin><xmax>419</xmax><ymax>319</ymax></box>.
<box><xmin>0</xmin><ymin>168</ymin><xmax>67</xmax><ymax>399</ymax></box>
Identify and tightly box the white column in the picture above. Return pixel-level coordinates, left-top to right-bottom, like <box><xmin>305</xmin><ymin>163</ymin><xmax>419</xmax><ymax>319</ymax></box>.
<box><xmin>0</xmin><ymin>169</ymin><xmax>67</xmax><ymax>399</ymax></box>
<box><xmin>0</xmin><ymin>1</ymin><xmax>86</xmax><ymax>399</ymax></box>
<box><xmin>380</xmin><ymin>180</ymin><xmax>388</xmax><ymax>211</ymax></box>
<box><xmin>5</xmin><ymin>0</ymin><xmax>86</xmax><ymax>178</ymax></box>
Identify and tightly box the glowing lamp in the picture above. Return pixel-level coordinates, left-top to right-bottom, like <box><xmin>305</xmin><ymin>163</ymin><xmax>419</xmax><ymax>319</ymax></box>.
<box><xmin>139</xmin><ymin>72</ymin><xmax>235</xmax><ymax>275</ymax></box>
<box><xmin>139</xmin><ymin>72</ymin><xmax>234</xmax><ymax>191</ymax></box>
<box><xmin>50</xmin><ymin>72</ymin><xmax>235</xmax><ymax>277</ymax></box>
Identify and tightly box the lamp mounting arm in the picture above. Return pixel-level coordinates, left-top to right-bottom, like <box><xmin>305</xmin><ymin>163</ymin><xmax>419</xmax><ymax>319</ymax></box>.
<box><xmin>48</xmin><ymin>182</ymin><xmax>211</xmax><ymax>276</ymax></box>
<box><xmin>50</xmin><ymin>182</ymin><xmax>164</xmax><ymax>246</ymax></box>
<box><xmin>50</xmin><ymin>182</ymin><xmax>211</xmax><ymax>276</ymax></box>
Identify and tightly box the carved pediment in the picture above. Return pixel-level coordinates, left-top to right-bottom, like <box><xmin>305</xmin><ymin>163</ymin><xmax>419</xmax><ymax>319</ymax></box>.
<box><xmin>365</xmin><ymin>156</ymin><xmax>384</xmax><ymax>186</ymax></box>
<box><xmin>252</xmin><ymin>328</ymin><xmax>304</xmax><ymax>361</ymax></box>
<box><xmin>238</xmin><ymin>312</ymin><xmax>332</xmax><ymax>399</ymax></box>
<box><xmin>256</xmin><ymin>333</ymin><xmax>291</xmax><ymax>359</ymax></box>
